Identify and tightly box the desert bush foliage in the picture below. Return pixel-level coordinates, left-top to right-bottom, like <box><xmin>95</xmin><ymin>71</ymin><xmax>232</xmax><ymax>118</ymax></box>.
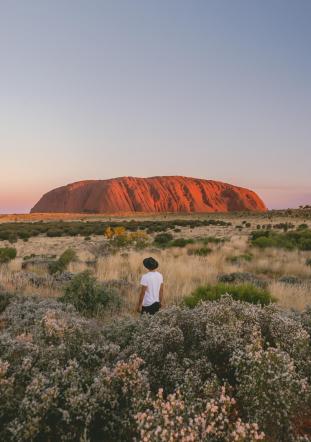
<box><xmin>60</xmin><ymin>270</ymin><xmax>122</xmax><ymax>316</ymax></box>
<box><xmin>251</xmin><ymin>228</ymin><xmax>311</xmax><ymax>251</ymax></box>
<box><xmin>48</xmin><ymin>248</ymin><xmax>77</xmax><ymax>274</ymax></box>
<box><xmin>0</xmin><ymin>247</ymin><xmax>17</xmax><ymax>264</ymax></box>
<box><xmin>0</xmin><ymin>218</ymin><xmax>231</xmax><ymax>241</ymax></box>
<box><xmin>0</xmin><ymin>292</ymin><xmax>311</xmax><ymax>440</ymax></box>
<box><xmin>184</xmin><ymin>283</ymin><xmax>274</xmax><ymax>308</ymax></box>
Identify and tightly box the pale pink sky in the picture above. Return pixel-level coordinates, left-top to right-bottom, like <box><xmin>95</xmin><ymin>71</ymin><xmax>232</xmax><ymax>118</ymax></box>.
<box><xmin>1</xmin><ymin>1</ymin><xmax>310</xmax><ymax>213</ymax></box>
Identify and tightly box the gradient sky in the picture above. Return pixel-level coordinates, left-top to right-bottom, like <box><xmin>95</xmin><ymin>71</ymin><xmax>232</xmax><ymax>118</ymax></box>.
<box><xmin>1</xmin><ymin>0</ymin><xmax>310</xmax><ymax>213</ymax></box>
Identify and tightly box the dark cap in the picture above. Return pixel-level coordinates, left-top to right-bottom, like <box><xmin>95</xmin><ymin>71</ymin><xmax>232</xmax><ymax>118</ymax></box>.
<box><xmin>143</xmin><ymin>257</ymin><xmax>159</xmax><ymax>271</ymax></box>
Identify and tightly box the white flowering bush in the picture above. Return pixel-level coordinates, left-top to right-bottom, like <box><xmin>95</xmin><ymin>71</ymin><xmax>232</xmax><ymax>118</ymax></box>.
<box><xmin>0</xmin><ymin>294</ymin><xmax>311</xmax><ymax>441</ymax></box>
<box><xmin>135</xmin><ymin>384</ymin><xmax>265</xmax><ymax>441</ymax></box>
<box><xmin>232</xmin><ymin>329</ymin><xmax>309</xmax><ymax>440</ymax></box>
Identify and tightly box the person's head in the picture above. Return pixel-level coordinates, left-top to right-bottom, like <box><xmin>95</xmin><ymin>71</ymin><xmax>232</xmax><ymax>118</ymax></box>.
<box><xmin>143</xmin><ymin>257</ymin><xmax>159</xmax><ymax>271</ymax></box>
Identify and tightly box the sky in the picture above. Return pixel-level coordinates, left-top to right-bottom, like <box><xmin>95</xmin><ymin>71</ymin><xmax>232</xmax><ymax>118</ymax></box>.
<box><xmin>1</xmin><ymin>0</ymin><xmax>310</xmax><ymax>213</ymax></box>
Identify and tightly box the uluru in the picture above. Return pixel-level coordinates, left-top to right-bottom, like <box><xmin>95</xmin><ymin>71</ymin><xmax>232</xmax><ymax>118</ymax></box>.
<box><xmin>30</xmin><ymin>176</ymin><xmax>267</xmax><ymax>214</ymax></box>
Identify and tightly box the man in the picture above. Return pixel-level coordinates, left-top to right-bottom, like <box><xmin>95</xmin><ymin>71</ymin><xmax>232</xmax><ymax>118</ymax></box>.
<box><xmin>136</xmin><ymin>257</ymin><xmax>163</xmax><ymax>315</ymax></box>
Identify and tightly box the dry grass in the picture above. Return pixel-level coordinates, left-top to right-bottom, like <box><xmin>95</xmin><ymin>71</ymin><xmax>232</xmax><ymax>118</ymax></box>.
<box><xmin>245</xmin><ymin>248</ymin><xmax>311</xmax><ymax>278</ymax></box>
<box><xmin>96</xmin><ymin>249</ymin><xmax>220</xmax><ymax>309</ymax></box>
<box><xmin>269</xmin><ymin>281</ymin><xmax>311</xmax><ymax>311</ymax></box>
<box><xmin>0</xmin><ymin>265</ymin><xmax>59</xmax><ymax>298</ymax></box>
<box><xmin>1</xmin><ymin>212</ymin><xmax>311</xmax><ymax>311</ymax></box>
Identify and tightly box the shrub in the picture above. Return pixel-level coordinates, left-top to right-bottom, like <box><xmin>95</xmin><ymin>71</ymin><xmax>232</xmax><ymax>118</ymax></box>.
<box><xmin>199</xmin><ymin>236</ymin><xmax>225</xmax><ymax>245</ymax></box>
<box><xmin>0</xmin><ymin>247</ymin><xmax>17</xmax><ymax>264</ymax></box>
<box><xmin>104</xmin><ymin>226</ymin><xmax>127</xmax><ymax>238</ymax></box>
<box><xmin>0</xmin><ymin>296</ymin><xmax>310</xmax><ymax>440</ymax></box>
<box><xmin>48</xmin><ymin>248</ymin><xmax>77</xmax><ymax>274</ymax></box>
<box><xmin>0</xmin><ymin>297</ymin><xmax>141</xmax><ymax>441</ymax></box>
<box><xmin>278</xmin><ymin>276</ymin><xmax>302</xmax><ymax>285</ymax></box>
<box><xmin>226</xmin><ymin>253</ymin><xmax>253</xmax><ymax>264</ymax></box>
<box><xmin>60</xmin><ymin>271</ymin><xmax>122</xmax><ymax>315</ymax></box>
<box><xmin>298</xmin><ymin>223</ymin><xmax>309</xmax><ymax>230</ymax></box>
<box><xmin>7</xmin><ymin>234</ymin><xmax>17</xmax><ymax>243</ymax></box>
<box><xmin>106</xmin><ymin>230</ymin><xmax>149</xmax><ymax>249</ymax></box>
<box><xmin>306</xmin><ymin>258</ymin><xmax>311</xmax><ymax>267</ymax></box>
<box><xmin>0</xmin><ymin>292</ymin><xmax>15</xmax><ymax>313</ymax></box>
<box><xmin>110</xmin><ymin>234</ymin><xmax>130</xmax><ymax>247</ymax></box>
<box><xmin>251</xmin><ymin>229</ymin><xmax>311</xmax><ymax>251</ymax></box>
<box><xmin>184</xmin><ymin>283</ymin><xmax>274</xmax><ymax>308</ymax></box>
<box><xmin>273</xmin><ymin>222</ymin><xmax>295</xmax><ymax>231</ymax></box>
<box><xmin>218</xmin><ymin>272</ymin><xmax>267</xmax><ymax>289</ymax></box>
<box><xmin>232</xmin><ymin>330</ymin><xmax>308</xmax><ymax>440</ymax></box>
<box><xmin>0</xmin><ymin>230</ymin><xmax>10</xmax><ymax>241</ymax></box>
<box><xmin>135</xmin><ymin>384</ymin><xmax>265</xmax><ymax>441</ymax></box>
<box><xmin>46</xmin><ymin>229</ymin><xmax>64</xmax><ymax>237</ymax></box>
<box><xmin>59</xmin><ymin>248</ymin><xmax>77</xmax><ymax>266</ymax></box>
<box><xmin>169</xmin><ymin>238</ymin><xmax>194</xmax><ymax>248</ymax></box>
<box><xmin>0</xmin><ymin>219</ymin><xmax>231</xmax><ymax>241</ymax></box>
<box><xmin>188</xmin><ymin>246</ymin><xmax>212</xmax><ymax>256</ymax></box>
<box><xmin>153</xmin><ymin>232</ymin><xmax>173</xmax><ymax>246</ymax></box>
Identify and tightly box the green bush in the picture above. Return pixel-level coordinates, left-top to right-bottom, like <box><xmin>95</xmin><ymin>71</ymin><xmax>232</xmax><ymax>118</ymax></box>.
<box><xmin>199</xmin><ymin>236</ymin><xmax>225</xmax><ymax>245</ymax></box>
<box><xmin>273</xmin><ymin>222</ymin><xmax>294</xmax><ymax>231</ymax></box>
<box><xmin>46</xmin><ymin>229</ymin><xmax>64</xmax><ymax>237</ymax></box>
<box><xmin>297</xmin><ymin>223</ymin><xmax>308</xmax><ymax>230</ymax></box>
<box><xmin>59</xmin><ymin>248</ymin><xmax>77</xmax><ymax>266</ymax></box>
<box><xmin>0</xmin><ymin>219</ymin><xmax>231</xmax><ymax>241</ymax></box>
<box><xmin>184</xmin><ymin>283</ymin><xmax>274</xmax><ymax>308</ymax></box>
<box><xmin>0</xmin><ymin>247</ymin><xmax>17</xmax><ymax>264</ymax></box>
<box><xmin>48</xmin><ymin>248</ymin><xmax>77</xmax><ymax>274</ymax></box>
<box><xmin>278</xmin><ymin>275</ymin><xmax>301</xmax><ymax>285</ymax></box>
<box><xmin>251</xmin><ymin>229</ymin><xmax>311</xmax><ymax>251</ymax></box>
<box><xmin>60</xmin><ymin>271</ymin><xmax>121</xmax><ymax>315</ymax></box>
<box><xmin>153</xmin><ymin>232</ymin><xmax>174</xmax><ymax>246</ymax></box>
<box><xmin>0</xmin><ymin>292</ymin><xmax>15</xmax><ymax>313</ymax></box>
<box><xmin>188</xmin><ymin>247</ymin><xmax>212</xmax><ymax>256</ymax></box>
<box><xmin>218</xmin><ymin>272</ymin><xmax>267</xmax><ymax>289</ymax></box>
<box><xmin>169</xmin><ymin>238</ymin><xmax>194</xmax><ymax>248</ymax></box>
<box><xmin>227</xmin><ymin>253</ymin><xmax>253</xmax><ymax>264</ymax></box>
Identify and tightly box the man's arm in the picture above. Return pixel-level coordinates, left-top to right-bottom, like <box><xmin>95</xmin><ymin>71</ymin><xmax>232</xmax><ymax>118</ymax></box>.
<box><xmin>136</xmin><ymin>285</ymin><xmax>146</xmax><ymax>313</ymax></box>
<box><xmin>159</xmin><ymin>283</ymin><xmax>164</xmax><ymax>306</ymax></box>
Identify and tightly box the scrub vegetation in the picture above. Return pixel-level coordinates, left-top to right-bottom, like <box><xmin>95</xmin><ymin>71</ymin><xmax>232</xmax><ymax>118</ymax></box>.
<box><xmin>1</xmin><ymin>210</ymin><xmax>311</xmax><ymax>440</ymax></box>
<box><xmin>1</xmin><ymin>295</ymin><xmax>311</xmax><ymax>441</ymax></box>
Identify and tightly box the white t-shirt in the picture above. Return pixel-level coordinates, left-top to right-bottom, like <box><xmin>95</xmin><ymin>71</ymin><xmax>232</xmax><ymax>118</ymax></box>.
<box><xmin>140</xmin><ymin>271</ymin><xmax>163</xmax><ymax>306</ymax></box>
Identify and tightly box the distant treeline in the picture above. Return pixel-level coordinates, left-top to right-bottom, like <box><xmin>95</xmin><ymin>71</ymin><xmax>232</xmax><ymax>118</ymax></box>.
<box><xmin>0</xmin><ymin>219</ymin><xmax>231</xmax><ymax>242</ymax></box>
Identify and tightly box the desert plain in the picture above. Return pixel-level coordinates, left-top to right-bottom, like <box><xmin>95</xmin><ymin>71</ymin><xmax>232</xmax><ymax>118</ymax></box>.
<box><xmin>1</xmin><ymin>209</ymin><xmax>311</xmax><ymax>313</ymax></box>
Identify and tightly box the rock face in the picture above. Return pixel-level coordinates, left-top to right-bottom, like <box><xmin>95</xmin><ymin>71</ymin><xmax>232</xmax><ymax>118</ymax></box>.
<box><xmin>31</xmin><ymin>176</ymin><xmax>267</xmax><ymax>213</ymax></box>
